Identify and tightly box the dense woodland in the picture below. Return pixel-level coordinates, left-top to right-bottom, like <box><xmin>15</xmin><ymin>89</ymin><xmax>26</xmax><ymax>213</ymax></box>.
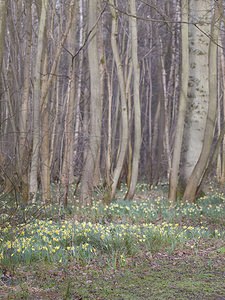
<box><xmin>0</xmin><ymin>0</ymin><xmax>225</xmax><ymax>205</ymax></box>
<box><xmin>1</xmin><ymin>2</ymin><xmax>225</xmax><ymax>298</ymax></box>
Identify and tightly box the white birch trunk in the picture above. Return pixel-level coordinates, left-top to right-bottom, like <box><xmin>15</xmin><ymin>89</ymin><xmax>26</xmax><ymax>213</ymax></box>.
<box><xmin>183</xmin><ymin>0</ymin><xmax>222</xmax><ymax>202</ymax></box>
<box><xmin>180</xmin><ymin>0</ymin><xmax>211</xmax><ymax>187</ymax></box>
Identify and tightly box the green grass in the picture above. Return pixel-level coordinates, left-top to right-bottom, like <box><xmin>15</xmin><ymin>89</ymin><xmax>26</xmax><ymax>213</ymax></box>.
<box><xmin>2</xmin><ymin>249</ymin><xmax>225</xmax><ymax>299</ymax></box>
<box><xmin>0</xmin><ymin>213</ymin><xmax>223</xmax><ymax>267</ymax></box>
<box><xmin>0</xmin><ymin>184</ymin><xmax>225</xmax><ymax>299</ymax></box>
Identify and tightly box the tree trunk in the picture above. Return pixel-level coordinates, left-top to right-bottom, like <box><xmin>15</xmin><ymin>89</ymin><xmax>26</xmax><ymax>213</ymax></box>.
<box><xmin>29</xmin><ymin>0</ymin><xmax>48</xmax><ymax>201</ymax></box>
<box><xmin>183</xmin><ymin>0</ymin><xmax>222</xmax><ymax>202</ymax></box>
<box><xmin>0</xmin><ymin>0</ymin><xmax>7</xmax><ymax>73</ymax></box>
<box><xmin>179</xmin><ymin>0</ymin><xmax>211</xmax><ymax>192</ymax></box>
<box><xmin>40</xmin><ymin>52</ymin><xmax>51</xmax><ymax>203</ymax></box>
<box><xmin>80</xmin><ymin>0</ymin><xmax>102</xmax><ymax>205</ymax></box>
<box><xmin>217</xmin><ymin>39</ymin><xmax>225</xmax><ymax>183</ymax></box>
<box><xmin>61</xmin><ymin>2</ymin><xmax>77</xmax><ymax>206</ymax></box>
<box><xmin>125</xmin><ymin>0</ymin><xmax>141</xmax><ymax>200</ymax></box>
<box><xmin>168</xmin><ymin>0</ymin><xmax>189</xmax><ymax>202</ymax></box>
<box><xmin>17</xmin><ymin>1</ymin><xmax>32</xmax><ymax>203</ymax></box>
<box><xmin>109</xmin><ymin>0</ymin><xmax>128</xmax><ymax>200</ymax></box>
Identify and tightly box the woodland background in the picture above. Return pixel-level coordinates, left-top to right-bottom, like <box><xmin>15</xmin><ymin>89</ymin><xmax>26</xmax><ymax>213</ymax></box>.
<box><xmin>0</xmin><ymin>0</ymin><xmax>225</xmax><ymax>205</ymax></box>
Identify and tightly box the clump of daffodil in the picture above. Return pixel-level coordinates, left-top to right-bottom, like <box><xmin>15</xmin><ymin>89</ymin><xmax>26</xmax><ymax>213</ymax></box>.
<box><xmin>0</xmin><ymin>193</ymin><xmax>224</xmax><ymax>267</ymax></box>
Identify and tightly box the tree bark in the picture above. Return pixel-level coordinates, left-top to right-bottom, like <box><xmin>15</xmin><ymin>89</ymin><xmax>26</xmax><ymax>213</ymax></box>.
<box><xmin>61</xmin><ymin>1</ymin><xmax>77</xmax><ymax>206</ymax></box>
<box><xmin>168</xmin><ymin>0</ymin><xmax>189</xmax><ymax>202</ymax></box>
<box><xmin>0</xmin><ymin>0</ymin><xmax>7</xmax><ymax>73</ymax></box>
<box><xmin>180</xmin><ymin>0</ymin><xmax>211</xmax><ymax>189</ymax></box>
<box><xmin>125</xmin><ymin>0</ymin><xmax>141</xmax><ymax>200</ymax></box>
<box><xmin>80</xmin><ymin>0</ymin><xmax>102</xmax><ymax>205</ymax></box>
<box><xmin>29</xmin><ymin>0</ymin><xmax>48</xmax><ymax>201</ymax></box>
<box><xmin>18</xmin><ymin>1</ymin><xmax>32</xmax><ymax>202</ymax></box>
<box><xmin>109</xmin><ymin>0</ymin><xmax>128</xmax><ymax>200</ymax></box>
<box><xmin>183</xmin><ymin>0</ymin><xmax>222</xmax><ymax>202</ymax></box>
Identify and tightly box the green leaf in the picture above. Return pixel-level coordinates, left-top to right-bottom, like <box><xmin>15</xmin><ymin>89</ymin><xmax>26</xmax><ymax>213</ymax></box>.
<box><xmin>217</xmin><ymin>247</ymin><xmax>225</xmax><ymax>254</ymax></box>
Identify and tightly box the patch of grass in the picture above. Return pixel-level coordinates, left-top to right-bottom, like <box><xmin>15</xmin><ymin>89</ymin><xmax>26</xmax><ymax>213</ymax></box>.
<box><xmin>72</xmin><ymin>254</ymin><xmax>225</xmax><ymax>300</ymax></box>
<box><xmin>0</xmin><ymin>185</ymin><xmax>224</xmax><ymax>299</ymax></box>
<box><xmin>74</xmin><ymin>191</ymin><xmax>225</xmax><ymax>227</ymax></box>
<box><xmin>0</xmin><ymin>190</ymin><xmax>224</xmax><ymax>268</ymax></box>
<box><xmin>2</xmin><ymin>251</ymin><xmax>224</xmax><ymax>299</ymax></box>
<box><xmin>1</xmin><ymin>219</ymin><xmax>223</xmax><ymax>268</ymax></box>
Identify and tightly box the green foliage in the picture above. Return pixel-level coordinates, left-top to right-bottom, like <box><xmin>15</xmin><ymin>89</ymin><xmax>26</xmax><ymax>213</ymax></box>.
<box><xmin>76</xmin><ymin>191</ymin><xmax>225</xmax><ymax>227</ymax></box>
<box><xmin>0</xmin><ymin>188</ymin><xmax>224</xmax><ymax>269</ymax></box>
<box><xmin>0</xmin><ymin>197</ymin><xmax>225</xmax><ymax>265</ymax></box>
<box><xmin>0</xmin><ymin>187</ymin><xmax>224</xmax><ymax>299</ymax></box>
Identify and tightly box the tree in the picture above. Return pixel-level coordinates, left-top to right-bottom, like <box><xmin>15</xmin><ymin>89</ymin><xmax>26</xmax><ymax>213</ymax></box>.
<box><xmin>60</xmin><ymin>1</ymin><xmax>77</xmax><ymax>206</ymax></box>
<box><xmin>169</xmin><ymin>0</ymin><xmax>189</xmax><ymax>202</ymax></box>
<box><xmin>109</xmin><ymin>0</ymin><xmax>128</xmax><ymax>200</ymax></box>
<box><xmin>80</xmin><ymin>0</ymin><xmax>103</xmax><ymax>205</ymax></box>
<box><xmin>0</xmin><ymin>0</ymin><xmax>224</xmax><ymax>207</ymax></box>
<box><xmin>183</xmin><ymin>0</ymin><xmax>222</xmax><ymax>202</ymax></box>
<box><xmin>29</xmin><ymin>0</ymin><xmax>49</xmax><ymax>201</ymax></box>
<box><xmin>179</xmin><ymin>0</ymin><xmax>211</xmax><ymax>192</ymax></box>
<box><xmin>17</xmin><ymin>1</ymin><xmax>32</xmax><ymax>203</ymax></box>
<box><xmin>0</xmin><ymin>0</ymin><xmax>7</xmax><ymax>74</ymax></box>
<box><xmin>125</xmin><ymin>0</ymin><xmax>141</xmax><ymax>200</ymax></box>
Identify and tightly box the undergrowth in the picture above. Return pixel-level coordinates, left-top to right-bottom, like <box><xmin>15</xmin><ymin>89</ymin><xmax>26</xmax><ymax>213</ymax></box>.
<box><xmin>0</xmin><ymin>183</ymin><xmax>224</xmax><ymax>269</ymax></box>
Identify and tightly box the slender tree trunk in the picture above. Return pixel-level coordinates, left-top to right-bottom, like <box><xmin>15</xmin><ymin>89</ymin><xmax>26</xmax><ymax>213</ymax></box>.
<box><xmin>73</xmin><ymin>0</ymin><xmax>84</xmax><ymax>177</ymax></box>
<box><xmin>109</xmin><ymin>0</ymin><xmax>128</xmax><ymax>200</ymax></box>
<box><xmin>80</xmin><ymin>0</ymin><xmax>102</xmax><ymax>205</ymax></box>
<box><xmin>29</xmin><ymin>0</ymin><xmax>48</xmax><ymax>201</ymax></box>
<box><xmin>18</xmin><ymin>1</ymin><xmax>32</xmax><ymax>159</ymax></box>
<box><xmin>61</xmin><ymin>2</ymin><xmax>77</xmax><ymax>206</ymax></box>
<box><xmin>105</xmin><ymin>63</ymin><xmax>113</xmax><ymax>187</ymax></box>
<box><xmin>18</xmin><ymin>0</ymin><xmax>32</xmax><ymax>204</ymax></box>
<box><xmin>40</xmin><ymin>52</ymin><xmax>51</xmax><ymax>203</ymax></box>
<box><xmin>125</xmin><ymin>53</ymin><xmax>132</xmax><ymax>189</ymax></box>
<box><xmin>0</xmin><ymin>0</ymin><xmax>7</xmax><ymax>155</ymax></box>
<box><xmin>125</xmin><ymin>0</ymin><xmax>141</xmax><ymax>200</ymax></box>
<box><xmin>49</xmin><ymin>74</ymin><xmax>59</xmax><ymax>170</ymax></box>
<box><xmin>168</xmin><ymin>0</ymin><xmax>189</xmax><ymax>202</ymax></box>
<box><xmin>0</xmin><ymin>0</ymin><xmax>7</xmax><ymax>73</ymax></box>
<box><xmin>218</xmin><ymin>40</ymin><xmax>225</xmax><ymax>183</ymax></box>
<box><xmin>159</xmin><ymin>37</ymin><xmax>171</xmax><ymax>174</ymax></box>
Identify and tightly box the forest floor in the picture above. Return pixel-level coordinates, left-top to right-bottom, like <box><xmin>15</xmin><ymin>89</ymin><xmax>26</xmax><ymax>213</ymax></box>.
<box><xmin>2</xmin><ymin>244</ymin><xmax>225</xmax><ymax>300</ymax></box>
<box><xmin>0</xmin><ymin>183</ymin><xmax>225</xmax><ymax>299</ymax></box>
